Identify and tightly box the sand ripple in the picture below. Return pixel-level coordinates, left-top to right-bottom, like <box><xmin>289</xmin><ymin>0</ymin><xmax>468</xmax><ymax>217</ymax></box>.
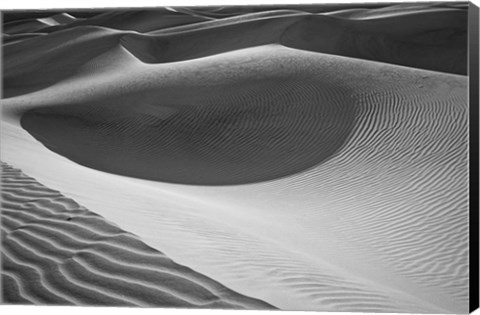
<box><xmin>20</xmin><ymin>71</ymin><xmax>355</xmax><ymax>185</ymax></box>
<box><xmin>1</xmin><ymin>163</ymin><xmax>274</xmax><ymax>309</ymax></box>
<box><xmin>1</xmin><ymin>3</ymin><xmax>470</xmax><ymax>313</ymax></box>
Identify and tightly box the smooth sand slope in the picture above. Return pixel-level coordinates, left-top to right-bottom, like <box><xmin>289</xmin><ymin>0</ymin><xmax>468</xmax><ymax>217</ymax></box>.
<box><xmin>1</xmin><ymin>3</ymin><xmax>469</xmax><ymax>313</ymax></box>
<box><xmin>1</xmin><ymin>162</ymin><xmax>274</xmax><ymax>309</ymax></box>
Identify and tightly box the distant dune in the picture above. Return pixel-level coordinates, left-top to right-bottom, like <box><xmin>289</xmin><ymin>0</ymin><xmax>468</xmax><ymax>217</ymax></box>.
<box><xmin>3</xmin><ymin>3</ymin><xmax>467</xmax><ymax>97</ymax></box>
<box><xmin>1</xmin><ymin>3</ymin><xmax>470</xmax><ymax>313</ymax></box>
<box><xmin>1</xmin><ymin>163</ymin><xmax>274</xmax><ymax>309</ymax></box>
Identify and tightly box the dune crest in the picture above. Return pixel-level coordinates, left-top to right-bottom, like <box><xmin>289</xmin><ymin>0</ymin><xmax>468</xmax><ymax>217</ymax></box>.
<box><xmin>1</xmin><ymin>3</ymin><xmax>470</xmax><ymax>313</ymax></box>
<box><xmin>19</xmin><ymin>48</ymin><xmax>357</xmax><ymax>185</ymax></box>
<box><xmin>3</xmin><ymin>4</ymin><xmax>467</xmax><ymax>98</ymax></box>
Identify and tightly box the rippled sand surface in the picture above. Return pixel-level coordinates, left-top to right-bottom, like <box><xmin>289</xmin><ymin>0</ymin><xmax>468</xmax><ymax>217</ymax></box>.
<box><xmin>1</xmin><ymin>2</ymin><xmax>469</xmax><ymax>313</ymax></box>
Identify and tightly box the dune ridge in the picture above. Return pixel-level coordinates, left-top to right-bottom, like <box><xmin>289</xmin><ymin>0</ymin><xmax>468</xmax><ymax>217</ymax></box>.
<box><xmin>245</xmin><ymin>58</ymin><xmax>469</xmax><ymax>306</ymax></box>
<box><xmin>1</xmin><ymin>43</ymin><xmax>469</xmax><ymax>312</ymax></box>
<box><xmin>1</xmin><ymin>3</ymin><xmax>470</xmax><ymax>313</ymax></box>
<box><xmin>19</xmin><ymin>63</ymin><xmax>357</xmax><ymax>185</ymax></box>
<box><xmin>40</xmin><ymin>9</ymin><xmax>211</xmax><ymax>34</ymax></box>
<box><xmin>3</xmin><ymin>3</ymin><xmax>467</xmax><ymax>98</ymax></box>
<box><xmin>1</xmin><ymin>162</ymin><xmax>274</xmax><ymax>309</ymax></box>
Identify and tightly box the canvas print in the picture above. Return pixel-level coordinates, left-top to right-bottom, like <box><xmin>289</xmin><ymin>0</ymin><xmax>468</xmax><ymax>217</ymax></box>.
<box><xmin>1</xmin><ymin>1</ymin><xmax>477</xmax><ymax>313</ymax></box>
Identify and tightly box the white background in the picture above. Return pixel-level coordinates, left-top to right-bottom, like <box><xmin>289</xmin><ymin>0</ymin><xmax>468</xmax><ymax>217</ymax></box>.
<box><xmin>1</xmin><ymin>1</ymin><xmax>478</xmax><ymax>315</ymax></box>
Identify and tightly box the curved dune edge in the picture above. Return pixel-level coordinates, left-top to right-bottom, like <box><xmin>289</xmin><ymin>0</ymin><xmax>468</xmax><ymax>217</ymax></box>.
<box><xmin>1</xmin><ymin>44</ymin><xmax>469</xmax><ymax>313</ymax></box>
<box><xmin>1</xmin><ymin>3</ymin><xmax>469</xmax><ymax>313</ymax></box>
<box><xmin>19</xmin><ymin>58</ymin><xmax>357</xmax><ymax>185</ymax></box>
<box><xmin>3</xmin><ymin>4</ymin><xmax>467</xmax><ymax>98</ymax></box>
<box><xmin>0</xmin><ymin>162</ymin><xmax>274</xmax><ymax>309</ymax></box>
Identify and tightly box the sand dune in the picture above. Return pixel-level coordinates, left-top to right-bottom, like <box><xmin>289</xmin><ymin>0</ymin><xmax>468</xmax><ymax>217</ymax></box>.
<box><xmin>1</xmin><ymin>3</ymin><xmax>470</xmax><ymax>313</ymax></box>
<box><xmin>123</xmin><ymin>7</ymin><xmax>467</xmax><ymax>74</ymax></box>
<box><xmin>3</xmin><ymin>27</ymin><xmax>125</xmax><ymax>98</ymax></box>
<box><xmin>3</xmin><ymin>19</ymin><xmax>52</xmax><ymax>35</ymax></box>
<box><xmin>147</xmin><ymin>9</ymin><xmax>309</xmax><ymax>35</ymax></box>
<box><xmin>282</xmin><ymin>8</ymin><xmax>467</xmax><ymax>74</ymax></box>
<box><xmin>2</xmin><ymin>43</ymin><xmax>469</xmax><ymax>312</ymax></box>
<box><xmin>3</xmin><ymin>13</ymin><xmax>78</xmax><ymax>35</ymax></box>
<box><xmin>3</xmin><ymin>33</ymin><xmax>46</xmax><ymax>44</ymax></box>
<box><xmin>1</xmin><ymin>162</ymin><xmax>274</xmax><ymax>309</ymax></box>
<box><xmin>19</xmin><ymin>49</ymin><xmax>356</xmax><ymax>185</ymax></box>
<box><xmin>36</xmin><ymin>13</ymin><xmax>77</xmax><ymax>27</ymax></box>
<box><xmin>41</xmin><ymin>9</ymin><xmax>210</xmax><ymax>34</ymax></box>
<box><xmin>177</xmin><ymin>3</ymin><xmax>390</xmax><ymax>18</ymax></box>
<box><xmin>325</xmin><ymin>3</ymin><xmax>467</xmax><ymax>18</ymax></box>
<box><xmin>3</xmin><ymin>4</ymin><xmax>467</xmax><ymax>98</ymax></box>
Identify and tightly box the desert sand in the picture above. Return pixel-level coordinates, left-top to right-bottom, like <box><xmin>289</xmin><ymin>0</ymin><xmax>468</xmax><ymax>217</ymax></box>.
<box><xmin>1</xmin><ymin>162</ymin><xmax>274</xmax><ymax>308</ymax></box>
<box><xmin>1</xmin><ymin>3</ymin><xmax>470</xmax><ymax>313</ymax></box>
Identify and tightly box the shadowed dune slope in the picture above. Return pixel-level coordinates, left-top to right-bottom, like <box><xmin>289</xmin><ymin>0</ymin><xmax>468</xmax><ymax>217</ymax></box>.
<box><xmin>2</xmin><ymin>4</ymin><xmax>467</xmax><ymax>98</ymax></box>
<box><xmin>0</xmin><ymin>162</ymin><xmax>274</xmax><ymax>309</ymax></box>
<box><xmin>3</xmin><ymin>27</ymin><xmax>124</xmax><ymax>98</ymax></box>
<box><xmin>2</xmin><ymin>9</ymin><xmax>205</xmax><ymax>35</ymax></box>
<box><xmin>119</xmin><ymin>14</ymin><xmax>300</xmax><ymax>63</ymax></box>
<box><xmin>2</xmin><ymin>11</ymin><xmax>102</xmax><ymax>24</ymax></box>
<box><xmin>3</xmin><ymin>19</ymin><xmax>52</xmax><ymax>35</ymax></box>
<box><xmin>3</xmin><ymin>13</ymin><xmax>79</xmax><ymax>35</ymax></box>
<box><xmin>147</xmin><ymin>9</ymin><xmax>309</xmax><ymax>35</ymax></box>
<box><xmin>40</xmin><ymin>9</ymin><xmax>211</xmax><ymax>34</ymax></box>
<box><xmin>20</xmin><ymin>77</ymin><xmax>356</xmax><ymax>185</ymax></box>
<box><xmin>325</xmin><ymin>2</ymin><xmax>468</xmax><ymax>18</ymax></box>
<box><xmin>281</xmin><ymin>8</ymin><xmax>467</xmax><ymax>75</ymax></box>
<box><xmin>120</xmin><ymin>7</ymin><xmax>466</xmax><ymax>73</ymax></box>
<box><xmin>19</xmin><ymin>45</ymin><xmax>357</xmax><ymax>185</ymax></box>
<box><xmin>2</xmin><ymin>33</ymin><xmax>46</xmax><ymax>45</ymax></box>
<box><xmin>178</xmin><ymin>3</ymin><xmax>391</xmax><ymax>18</ymax></box>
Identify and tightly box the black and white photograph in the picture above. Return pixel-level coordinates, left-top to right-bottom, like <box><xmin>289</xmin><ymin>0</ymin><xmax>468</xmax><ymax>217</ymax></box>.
<box><xmin>1</xmin><ymin>0</ymin><xmax>478</xmax><ymax>314</ymax></box>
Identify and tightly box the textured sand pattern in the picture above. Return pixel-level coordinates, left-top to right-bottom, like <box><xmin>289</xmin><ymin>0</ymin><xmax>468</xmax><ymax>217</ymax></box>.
<box><xmin>1</xmin><ymin>163</ymin><xmax>274</xmax><ymax>309</ymax></box>
<box><xmin>1</xmin><ymin>3</ymin><xmax>470</xmax><ymax>313</ymax></box>
<box><xmin>20</xmin><ymin>68</ymin><xmax>356</xmax><ymax>185</ymax></box>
